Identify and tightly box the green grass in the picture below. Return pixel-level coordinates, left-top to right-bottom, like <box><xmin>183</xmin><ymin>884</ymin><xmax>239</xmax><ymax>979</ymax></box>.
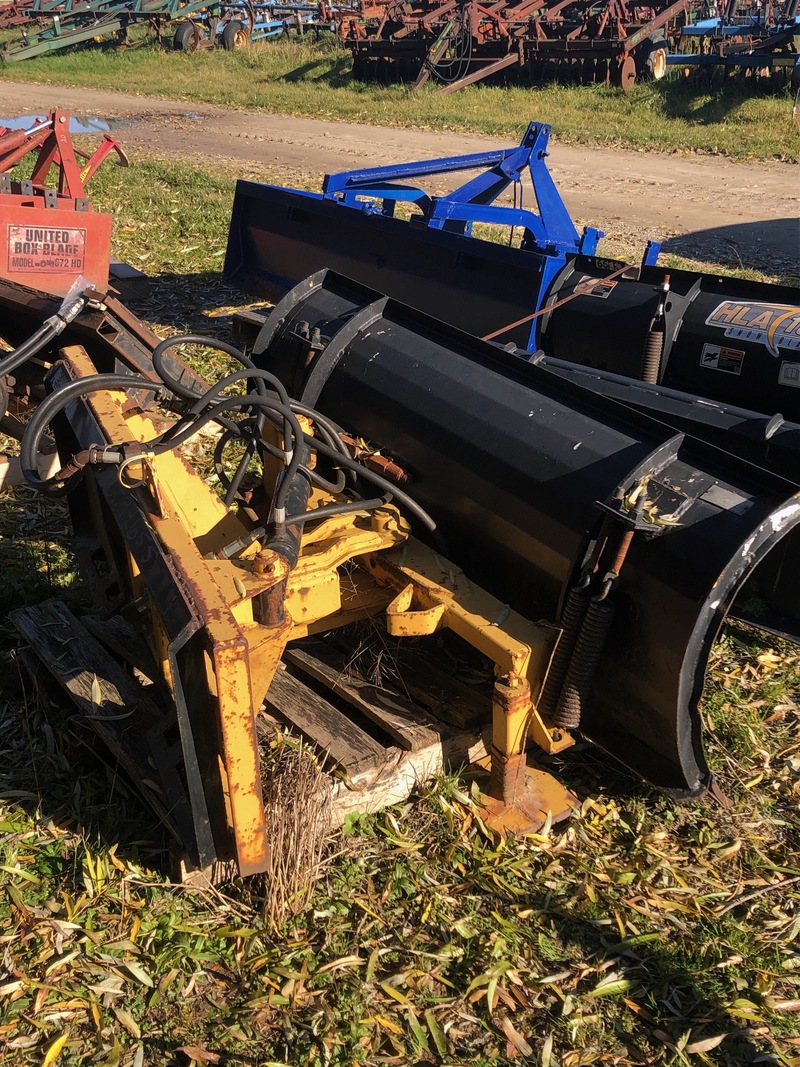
<box><xmin>0</xmin><ymin>153</ymin><xmax>799</xmax><ymax>1065</ymax></box>
<box><xmin>1</xmin><ymin>34</ymin><xmax>799</xmax><ymax>162</ymax></box>
<box><xmin>1</xmin><ymin>631</ymin><xmax>799</xmax><ymax>1065</ymax></box>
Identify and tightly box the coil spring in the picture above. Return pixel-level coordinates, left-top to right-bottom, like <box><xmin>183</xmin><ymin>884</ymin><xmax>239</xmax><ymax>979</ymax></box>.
<box><xmin>538</xmin><ymin>586</ymin><xmax>590</xmax><ymax>720</ymax></box>
<box><xmin>640</xmin><ymin>327</ymin><xmax>664</xmax><ymax>385</ymax></box>
<box><xmin>553</xmin><ymin>597</ymin><xmax>615</xmax><ymax>731</ymax></box>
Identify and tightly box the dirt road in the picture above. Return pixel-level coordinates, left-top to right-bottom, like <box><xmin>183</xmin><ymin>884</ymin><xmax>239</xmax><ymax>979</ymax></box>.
<box><xmin>2</xmin><ymin>80</ymin><xmax>798</xmax><ymax>275</ymax></box>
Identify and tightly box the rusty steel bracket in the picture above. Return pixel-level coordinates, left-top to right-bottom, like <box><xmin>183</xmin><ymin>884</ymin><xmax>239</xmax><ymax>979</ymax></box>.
<box><xmin>361</xmin><ymin>540</ymin><xmax>577</xmax><ymax>834</ymax></box>
<box><xmin>362</xmin><ymin>539</ymin><xmax>573</xmax><ymax>755</ymax></box>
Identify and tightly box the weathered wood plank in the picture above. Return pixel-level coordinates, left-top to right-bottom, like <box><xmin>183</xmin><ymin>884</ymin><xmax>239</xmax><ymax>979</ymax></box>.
<box><xmin>10</xmin><ymin>599</ymin><xmax>188</xmax><ymax>844</ymax></box>
<box><xmin>264</xmin><ymin>667</ymin><xmax>387</xmax><ymax>774</ymax></box>
<box><xmin>83</xmin><ymin>613</ymin><xmax>161</xmax><ymax>683</ymax></box>
<box><xmin>325</xmin><ymin>633</ymin><xmax>489</xmax><ymax>729</ymax></box>
<box><xmin>395</xmin><ymin>649</ymin><xmax>490</xmax><ymax>729</ymax></box>
<box><xmin>329</xmin><ymin>727</ymin><xmax>490</xmax><ymax>824</ymax></box>
<box><xmin>285</xmin><ymin>642</ymin><xmax>442</xmax><ymax>752</ymax></box>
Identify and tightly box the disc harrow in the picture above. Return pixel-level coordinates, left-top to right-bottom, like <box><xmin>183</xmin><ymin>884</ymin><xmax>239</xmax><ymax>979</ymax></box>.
<box><xmin>338</xmin><ymin>0</ymin><xmax>698</xmax><ymax>90</ymax></box>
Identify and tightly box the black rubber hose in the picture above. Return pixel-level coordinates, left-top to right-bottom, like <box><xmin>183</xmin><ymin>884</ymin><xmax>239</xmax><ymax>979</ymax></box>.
<box><xmin>148</xmin><ymin>394</ymin><xmax>285</xmax><ymax>453</ymax></box>
<box><xmin>213</xmin><ymin>426</ymin><xmax>241</xmax><ymax>490</ymax></box>
<box><xmin>0</xmin><ymin>294</ymin><xmax>87</xmax><ymax>379</ymax></box>
<box><xmin>302</xmin><ymin>464</ymin><xmax>347</xmax><ymax>495</ymax></box>
<box><xmin>21</xmin><ymin>373</ymin><xmax>161</xmax><ymax>491</ymax></box>
<box><xmin>0</xmin><ymin>322</ymin><xmax>60</xmax><ymax>379</ymax></box>
<box><xmin>186</xmin><ymin>367</ymin><xmax>294</xmax><ymax>456</ymax></box>
<box><xmin>213</xmin><ymin>415</ymin><xmax>345</xmax><ymax>498</ymax></box>
<box><xmin>152</xmin><ymin>336</ymin><xmax>292</xmax><ymax>453</ymax></box>
<box><xmin>289</xmin><ymin>401</ymin><xmax>349</xmax><ymax>453</ymax></box>
<box><xmin>221</xmin><ymin>493</ymin><xmax>391</xmax><ymax>559</ymax></box>
<box><xmin>283</xmin><ymin>495</ymin><xmax>389</xmax><ymax>527</ymax></box>
<box><xmin>147</xmin><ymin>393</ymin><xmax>307</xmax><ymax>521</ymax></box>
<box><xmin>224</xmin><ymin>437</ymin><xmax>257</xmax><ymax>507</ymax></box>
<box><xmin>152</xmin><ymin>334</ymin><xmax>253</xmax><ymax>401</ymax></box>
<box><xmin>188</xmin><ymin>367</ymin><xmax>291</xmax><ymax>417</ymax></box>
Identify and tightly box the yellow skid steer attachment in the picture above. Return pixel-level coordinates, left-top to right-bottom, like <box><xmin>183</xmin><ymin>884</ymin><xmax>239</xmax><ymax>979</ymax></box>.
<box><xmin>37</xmin><ymin>345</ymin><xmax>575</xmax><ymax>876</ymax></box>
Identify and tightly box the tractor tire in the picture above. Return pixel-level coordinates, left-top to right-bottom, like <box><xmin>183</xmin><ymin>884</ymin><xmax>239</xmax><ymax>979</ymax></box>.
<box><xmin>636</xmin><ymin>36</ymin><xmax>668</xmax><ymax>81</ymax></box>
<box><xmin>221</xmin><ymin>19</ymin><xmax>249</xmax><ymax>50</ymax></box>
<box><xmin>173</xmin><ymin>21</ymin><xmax>199</xmax><ymax>51</ymax></box>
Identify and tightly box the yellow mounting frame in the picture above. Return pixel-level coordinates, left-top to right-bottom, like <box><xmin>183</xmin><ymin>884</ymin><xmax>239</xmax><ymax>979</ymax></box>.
<box><xmin>63</xmin><ymin>345</ymin><xmax>575</xmax><ymax>875</ymax></box>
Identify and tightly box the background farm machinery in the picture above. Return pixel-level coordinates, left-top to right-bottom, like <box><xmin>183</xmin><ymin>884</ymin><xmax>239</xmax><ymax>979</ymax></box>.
<box><xmin>336</xmin><ymin>0</ymin><xmax>800</xmax><ymax>90</ymax></box>
<box><xmin>0</xmin><ymin>0</ymin><xmax>217</xmax><ymax>62</ymax></box>
<box><xmin>0</xmin><ymin>0</ymin><xmax>347</xmax><ymax>61</ymax></box>
<box><xmin>2</xmin><ymin>0</ymin><xmax>794</xmax><ymax>84</ymax></box>
<box><xmin>337</xmin><ymin>0</ymin><xmax>696</xmax><ymax>90</ymax></box>
<box><xmin>170</xmin><ymin>0</ymin><xmax>338</xmax><ymax>52</ymax></box>
<box><xmin>0</xmin><ymin>119</ymin><xmax>798</xmax><ymax>881</ymax></box>
<box><xmin>668</xmin><ymin>0</ymin><xmax>800</xmax><ymax>82</ymax></box>
<box><xmin>0</xmin><ymin>0</ymin><xmax>38</xmax><ymax>29</ymax></box>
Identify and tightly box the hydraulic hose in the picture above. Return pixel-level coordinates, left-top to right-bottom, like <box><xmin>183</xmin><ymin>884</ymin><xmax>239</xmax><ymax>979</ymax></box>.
<box><xmin>0</xmin><ymin>292</ymin><xmax>87</xmax><ymax>380</ymax></box>
<box><xmin>148</xmin><ymin>392</ymin><xmax>307</xmax><ymax>523</ymax></box>
<box><xmin>283</xmin><ymin>495</ymin><xmax>389</xmax><ymax>527</ymax></box>
<box><xmin>184</xmin><ymin>367</ymin><xmax>295</xmax><ymax>459</ymax></box>
<box><xmin>220</xmin><ymin>493</ymin><xmax>392</xmax><ymax>559</ymax></box>
<box><xmin>152</xmin><ymin>334</ymin><xmax>257</xmax><ymax>401</ymax></box>
<box><xmin>152</xmin><ymin>339</ymin><xmax>294</xmax><ymax>472</ymax></box>
<box><xmin>25</xmin><ymin>352</ymin><xmax>435</xmax><ymax>544</ymax></box>
<box><xmin>309</xmin><ymin>434</ymin><xmax>437</xmax><ymax>536</ymax></box>
<box><xmin>21</xmin><ymin>373</ymin><xmax>162</xmax><ymax>492</ymax></box>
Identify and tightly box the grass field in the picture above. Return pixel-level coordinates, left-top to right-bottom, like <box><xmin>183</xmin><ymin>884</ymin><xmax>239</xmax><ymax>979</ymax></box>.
<box><xmin>1</xmin><ymin>34</ymin><xmax>799</xmax><ymax>162</ymax></box>
<box><xmin>0</xmin><ymin>148</ymin><xmax>799</xmax><ymax>1066</ymax></box>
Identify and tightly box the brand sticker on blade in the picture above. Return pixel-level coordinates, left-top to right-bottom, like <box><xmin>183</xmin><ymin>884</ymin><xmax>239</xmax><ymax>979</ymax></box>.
<box><xmin>778</xmin><ymin>362</ymin><xmax>800</xmax><ymax>389</ymax></box>
<box><xmin>6</xmin><ymin>224</ymin><xmax>87</xmax><ymax>274</ymax></box>
<box><xmin>705</xmin><ymin>300</ymin><xmax>800</xmax><ymax>358</ymax></box>
<box><xmin>700</xmin><ymin>342</ymin><xmax>744</xmax><ymax>375</ymax></box>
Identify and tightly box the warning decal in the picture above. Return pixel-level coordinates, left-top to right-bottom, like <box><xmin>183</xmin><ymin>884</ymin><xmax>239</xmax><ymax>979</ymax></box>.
<box><xmin>700</xmin><ymin>342</ymin><xmax>744</xmax><ymax>376</ymax></box>
<box><xmin>778</xmin><ymin>362</ymin><xmax>800</xmax><ymax>389</ymax></box>
<box><xmin>582</xmin><ymin>280</ymin><xmax>617</xmax><ymax>300</ymax></box>
<box><xmin>6</xmin><ymin>224</ymin><xmax>87</xmax><ymax>274</ymax></box>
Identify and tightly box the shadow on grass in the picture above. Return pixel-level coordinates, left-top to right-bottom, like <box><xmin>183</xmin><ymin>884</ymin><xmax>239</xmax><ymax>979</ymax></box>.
<box><xmin>281</xmin><ymin>54</ymin><xmax>354</xmax><ymax>88</ymax></box>
<box><xmin>0</xmin><ymin>628</ymin><xmax>171</xmax><ymax>880</ymax></box>
<box><xmin>0</xmin><ymin>491</ymin><xmax>168</xmax><ymax>875</ymax></box>
<box><xmin>522</xmin><ymin>747</ymin><xmax>782</xmax><ymax>1065</ymax></box>
<box><xmin>649</xmin><ymin>72</ymin><xmax>793</xmax><ymax>123</ymax></box>
<box><xmin>661</xmin><ymin>216</ymin><xmax>800</xmax><ymax>279</ymax></box>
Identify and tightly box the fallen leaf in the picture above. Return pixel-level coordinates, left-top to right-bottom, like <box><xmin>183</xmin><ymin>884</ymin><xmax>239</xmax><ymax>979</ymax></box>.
<box><xmin>685</xmin><ymin>1033</ymin><xmax>730</xmax><ymax>1054</ymax></box>
<box><xmin>588</xmin><ymin>976</ymin><xmax>633</xmax><ymax>997</ymax></box>
<box><xmin>112</xmin><ymin>1007</ymin><xmax>140</xmax><ymax>1039</ymax></box>
<box><xmin>500</xmin><ymin>1017</ymin><xmax>533</xmax><ymax>1057</ymax></box>
<box><xmin>541</xmin><ymin>1032</ymin><xmax>554</xmax><ymax>1066</ymax></box>
<box><xmin>42</xmin><ymin>1033</ymin><xmax>68</xmax><ymax>1067</ymax></box>
<box><xmin>176</xmin><ymin>1047</ymin><xmax>221</xmax><ymax>1064</ymax></box>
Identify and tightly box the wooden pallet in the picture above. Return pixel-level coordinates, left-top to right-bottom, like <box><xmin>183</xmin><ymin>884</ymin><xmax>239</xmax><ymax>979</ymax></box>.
<box><xmin>11</xmin><ymin>601</ymin><xmax>490</xmax><ymax>853</ymax></box>
<box><xmin>270</xmin><ymin>639</ymin><xmax>489</xmax><ymax>823</ymax></box>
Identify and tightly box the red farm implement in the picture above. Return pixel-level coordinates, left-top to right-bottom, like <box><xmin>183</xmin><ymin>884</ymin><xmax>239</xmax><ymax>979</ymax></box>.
<box><xmin>0</xmin><ymin>1</ymin><xmax>37</xmax><ymax>28</ymax></box>
<box><xmin>340</xmin><ymin>0</ymin><xmax>698</xmax><ymax>90</ymax></box>
<box><xmin>0</xmin><ymin>110</ymin><xmax>128</xmax><ymax>295</ymax></box>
